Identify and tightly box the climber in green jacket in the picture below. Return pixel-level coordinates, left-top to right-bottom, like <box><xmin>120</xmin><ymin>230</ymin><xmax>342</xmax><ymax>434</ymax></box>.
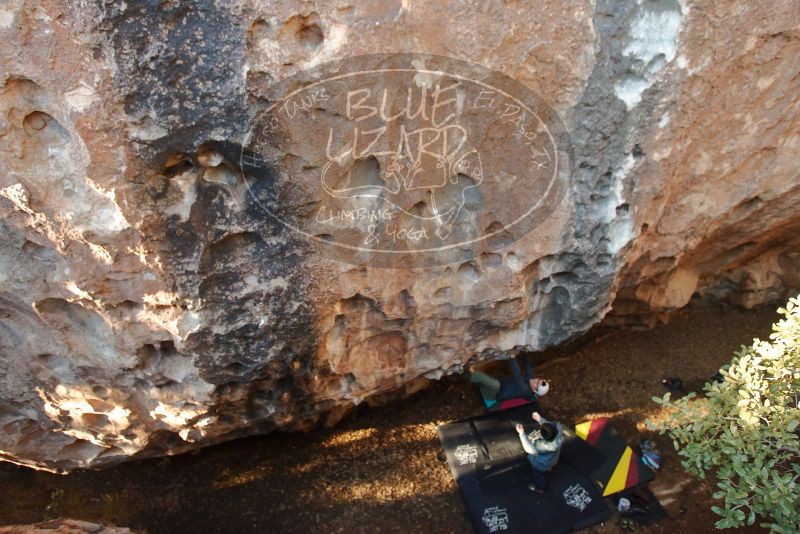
<box><xmin>468</xmin><ymin>355</ymin><xmax>550</xmax><ymax>403</ymax></box>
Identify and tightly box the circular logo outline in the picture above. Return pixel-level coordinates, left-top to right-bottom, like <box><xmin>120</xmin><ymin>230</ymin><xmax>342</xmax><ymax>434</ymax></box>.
<box><xmin>240</xmin><ymin>54</ymin><xmax>572</xmax><ymax>265</ymax></box>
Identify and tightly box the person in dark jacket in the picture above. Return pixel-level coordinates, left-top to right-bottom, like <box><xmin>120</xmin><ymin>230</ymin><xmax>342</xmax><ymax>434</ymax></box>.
<box><xmin>515</xmin><ymin>411</ymin><xmax>564</xmax><ymax>492</ymax></box>
<box><xmin>469</xmin><ymin>356</ymin><xmax>550</xmax><ymax>402</ymax></box>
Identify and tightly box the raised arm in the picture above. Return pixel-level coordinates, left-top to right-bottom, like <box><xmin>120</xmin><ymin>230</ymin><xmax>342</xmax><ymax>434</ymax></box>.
<box><xmin>522</xmin><ymin>357</ymin><xmax>534</xmax><ymax>381</ymax></box>
<box><xmin>507</xmin><ymin>357</ymin><xmax>528</xmax><ymax>391</ymax></box>
<box><xmin>516</xmin><ymin>425</ymin><xmax>537</xmax><ymax>455</ymax></box>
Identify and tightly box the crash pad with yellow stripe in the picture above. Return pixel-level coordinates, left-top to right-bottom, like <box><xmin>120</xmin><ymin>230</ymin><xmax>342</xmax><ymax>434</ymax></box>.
<box><xmin>573</xmin><ymin>417</ymin><xmax>653</xmax><ymax>496</ymax></box>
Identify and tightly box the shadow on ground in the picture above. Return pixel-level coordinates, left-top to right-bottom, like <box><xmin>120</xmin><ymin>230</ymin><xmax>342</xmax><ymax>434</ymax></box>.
<box><xmin>0</xmin><ymin>305</ymin><xmax>780</xmax><ymax>533</ymax></box>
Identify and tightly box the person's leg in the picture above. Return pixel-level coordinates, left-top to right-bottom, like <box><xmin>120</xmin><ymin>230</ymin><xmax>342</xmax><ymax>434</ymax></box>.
<box><xmin>525</xmin><ymin>457</ymin><xmax>547</xmax><ymax>492</ymax></box>
<box><xmin>469</xmin><ymin>371</ymin><xmax>501</xmax><ymax>401</ymax></box>
<box><xmin>532</xmin><ymin>468</ymin><xmax>547</xmax><ymax>491</ymax></box>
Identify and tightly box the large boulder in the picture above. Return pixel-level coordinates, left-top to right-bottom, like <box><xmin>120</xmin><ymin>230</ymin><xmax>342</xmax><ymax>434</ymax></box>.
<box><xmin>0</xmin><ymin>0</ymin><xmax>798</xmax><ymax>471</ymax></box>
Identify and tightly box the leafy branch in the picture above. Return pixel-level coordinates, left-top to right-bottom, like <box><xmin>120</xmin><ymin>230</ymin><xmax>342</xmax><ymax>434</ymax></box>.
<box><xmin>648</xmin><ymin>295</ymin><xmax>800</xmax><ymax>532</ymax></box>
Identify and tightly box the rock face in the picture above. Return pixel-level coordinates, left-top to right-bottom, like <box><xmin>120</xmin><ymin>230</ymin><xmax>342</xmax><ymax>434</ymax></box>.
<box><xmin>0</xmin><ymin>0</ymin><xmax>798</xmax><ymax>471</ymax></box>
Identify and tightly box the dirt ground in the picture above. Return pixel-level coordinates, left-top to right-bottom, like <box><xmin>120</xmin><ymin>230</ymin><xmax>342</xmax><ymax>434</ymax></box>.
<box><xmin>0</xmin><ymin>305</ymin><xmax>782</xmax><ymax>533</ymax></box>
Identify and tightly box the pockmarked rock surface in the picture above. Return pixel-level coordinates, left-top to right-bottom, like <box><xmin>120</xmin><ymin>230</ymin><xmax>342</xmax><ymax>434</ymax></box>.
<box><xmin>0</xmin><ymin>0</ymin><xmax>798</xmax><ymax>471</ymax></box>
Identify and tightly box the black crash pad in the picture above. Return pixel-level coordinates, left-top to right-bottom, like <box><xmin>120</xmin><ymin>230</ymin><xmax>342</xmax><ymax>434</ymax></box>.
<box><xmin>559</xmin><ymin>427</ymin><xmax>607</xmax><ymax>479</ymax></box>
<box><xmin>438</xmin><ymin>405</ymin><xmax>611</xmax><ymax>534</ymax></box>
<box><xmin>573</xmin><ymin>418</ymin><xmax>655</xmax><ymax>496</ymax></box>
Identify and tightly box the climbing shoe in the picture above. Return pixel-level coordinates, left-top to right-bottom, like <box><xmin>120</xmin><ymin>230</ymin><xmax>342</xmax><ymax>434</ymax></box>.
<box><xmin>619</xmin><ymin>516</ymin><xmax>637</xmax><ymax>531</ymax></box>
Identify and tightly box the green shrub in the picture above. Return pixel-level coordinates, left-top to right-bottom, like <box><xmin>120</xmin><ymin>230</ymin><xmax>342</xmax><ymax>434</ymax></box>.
<box><xmin>650</xmin><ymin>295</ymin><xmax>800</xmax><ymax>532</ymax></box>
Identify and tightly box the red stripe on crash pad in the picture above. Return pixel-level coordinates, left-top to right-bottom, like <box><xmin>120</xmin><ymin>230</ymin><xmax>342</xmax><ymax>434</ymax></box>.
<box><xmin>586</xmin><ymin>418</ymin><xmax>608</xmax><ymax>446</ymax></box>
<box><xmin>626</xmin><ymin>451</ymin><xmax>640</xmax><ymax>487</ymax></box>
<box><xmin>499</xmin><ymin>398</ymin><xmax>532</xmax><ymax>410</ymax></box>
